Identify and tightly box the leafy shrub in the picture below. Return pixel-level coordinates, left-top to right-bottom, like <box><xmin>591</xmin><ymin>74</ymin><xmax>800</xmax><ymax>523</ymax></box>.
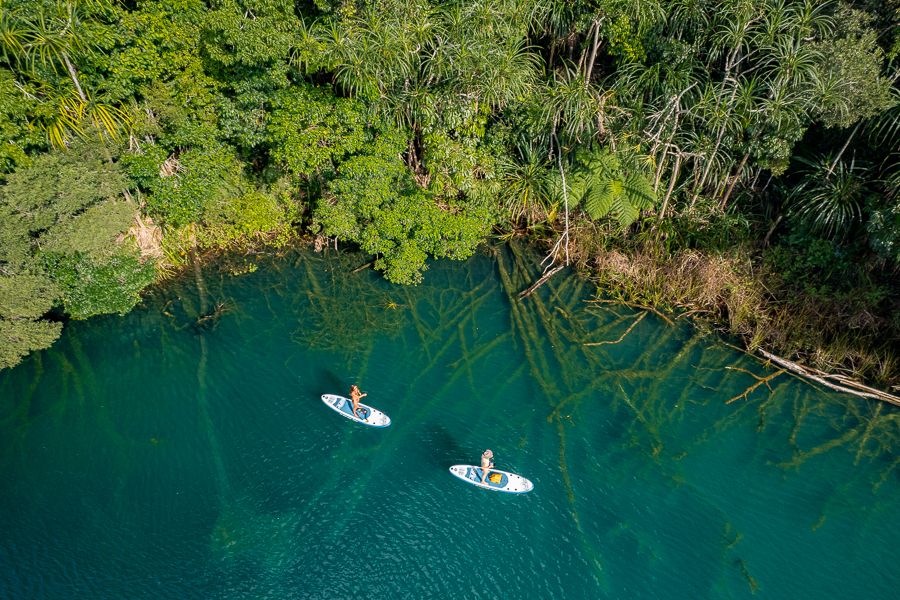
<box><xmin>199</xmin><ymin>190</ymin><xmax>300</xmax><ymax>249</ymax></box>
<box><xmin>38</xmin><ymin>200</ymin><xmax>136</xmax><ymax>257</ymax></box>
<box><xmin>124</xmin><ymin>142</ymin><xmax>245</xmax><ymax>226</ymax></box>
<box><xmin>0</xmin><ymin>274</ymin><xmax>59</xmax><ymax>320</ymax></box>
<box><xmin>763</xmin><ymin>233</ymin><xmax>857</xmax><ymax>298</ymax></box>
<box><xmin>315</xmin><ymin>133</ymin><xmax>491</xmax><ymax>284</ymax></box>
<box><xmin>0</xmin><ymin>319</ymin><xmax>62</xmax><ymax>370</ymax></box>
<box><xmin>0</xmin><ymin>273</ymin><xmax>63</xmax><ymax>369</ymax></box>
<box><xmin>267</xmin><ymin>85</ymin><xmax>369</xmax><ymax>178</ymax></box>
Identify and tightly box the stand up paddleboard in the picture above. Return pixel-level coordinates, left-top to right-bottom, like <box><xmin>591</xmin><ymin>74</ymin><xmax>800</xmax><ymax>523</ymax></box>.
<box><xmin>449</xmin><ymin>465</ymin><xmax>534</xmax><ymax>494</ymax></box>
<box><xmin>321</xmin><ymin>394</ymin><xmax>391</xmax><ymax>428</ymax></box>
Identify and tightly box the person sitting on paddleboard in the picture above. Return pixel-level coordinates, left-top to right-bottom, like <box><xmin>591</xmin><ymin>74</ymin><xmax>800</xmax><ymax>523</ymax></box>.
<box><xmin>480</xmin><ymin>449</ymin><xmax>494</xmax><ymax>483</ymax></box>
<box><xmin>350</xmin><ymin>384</ymin><xmax>367</xmax><ymax>417</ymax></box>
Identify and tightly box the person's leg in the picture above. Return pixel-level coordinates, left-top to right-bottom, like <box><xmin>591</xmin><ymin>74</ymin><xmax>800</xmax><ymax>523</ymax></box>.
<box><xmin>481</xmin><ymin>466</ymin><xmax>488</xmax><ymax>483</ymax></box>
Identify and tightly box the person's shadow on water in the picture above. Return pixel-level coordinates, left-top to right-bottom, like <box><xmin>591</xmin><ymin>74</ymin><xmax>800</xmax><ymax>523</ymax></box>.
<box><xmin>317</xmin><ymin>368</ymin><xmax>348</xmax><ymax>397</ymax></box>
<box><xmin>420</xmin><ymin>423</ymin><xmax>467</xmax><ymax>469</ymax></box>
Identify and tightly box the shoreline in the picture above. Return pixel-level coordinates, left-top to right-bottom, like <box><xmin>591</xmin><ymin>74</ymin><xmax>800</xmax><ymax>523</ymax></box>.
<box><xmin>508</xmin><ymin>232</ymin><xmax>900</xmax><ymax>406</ymax></box>
<box><xmin>153</xmin><ymin>231</ymin><xmax>900</xmax><ymax>407</ymax></box>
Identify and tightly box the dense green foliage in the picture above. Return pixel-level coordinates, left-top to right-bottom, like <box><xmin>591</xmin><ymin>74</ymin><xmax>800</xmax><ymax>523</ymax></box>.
<box><xmin>0</xmin><ymin>141</ymin><xmax>145</xmax><ymax>366</ymax></box>
<box><xmin>0</xmin><ymin>0</ymin><xmax>897</xmax><ymax>383</ymax></box>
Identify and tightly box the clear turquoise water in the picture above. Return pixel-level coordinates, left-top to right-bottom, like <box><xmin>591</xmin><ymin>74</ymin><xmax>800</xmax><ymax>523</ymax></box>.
<box><xmin>1</xmin><ymin>245</ymin><xmax>897</xmax><ymax>599</ymax></box>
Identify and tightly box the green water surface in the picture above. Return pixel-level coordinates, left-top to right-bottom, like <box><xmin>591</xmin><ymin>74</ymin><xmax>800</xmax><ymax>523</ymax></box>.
<box><xmin>1</xmin><ymin>245</ymin><xmax>897</xmax><ymax>599</ymax></box>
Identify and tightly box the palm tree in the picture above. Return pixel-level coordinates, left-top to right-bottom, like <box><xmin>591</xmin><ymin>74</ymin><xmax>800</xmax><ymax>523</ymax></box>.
<box><xmin>498</xmin><ymin>141</ymin><xmax>552</xmax><ymax>224</ymax></box>
<box><xmin>788</xmin><ymin>154</ymin><xmax>870</xmax><ymax>238</ymax></box>
<box><xmin>542</xmin><ymin>65</ymin><xmax>611</xmax><ymax>145</ymax></box>
<box><xmin>5</xmin><ymin>0</ymin><xmax>88</xmax><ymax>100</ymax></box>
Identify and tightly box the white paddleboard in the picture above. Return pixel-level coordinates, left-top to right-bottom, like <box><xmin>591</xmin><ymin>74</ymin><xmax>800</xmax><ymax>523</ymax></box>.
<box><xmin>321</xmin><ymin>394</ymin><xmax>391</xmax><ymax>428</ymax></box>
<box><xmin>449</xmin><ymin>465</ymin><xmax>534</xmax><ymax>494</ymax></box>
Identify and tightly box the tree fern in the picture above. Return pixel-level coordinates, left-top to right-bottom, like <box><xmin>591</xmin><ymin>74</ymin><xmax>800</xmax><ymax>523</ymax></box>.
<box><xmin>552</xmin><ymin>148</ymin><xmax>657</xmax><ymax>227</ymax></box>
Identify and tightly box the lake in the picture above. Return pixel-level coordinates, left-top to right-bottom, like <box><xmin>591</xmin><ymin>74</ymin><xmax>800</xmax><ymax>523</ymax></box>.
<box><xmin>1</xmin><ymin>244</ymin><xmax>897</xmax><ymax>599</ymax></box>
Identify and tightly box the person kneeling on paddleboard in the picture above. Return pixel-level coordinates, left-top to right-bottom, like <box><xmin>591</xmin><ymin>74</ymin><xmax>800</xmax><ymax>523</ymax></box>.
<box><xmin>480</xmin><ymin>449</ymin><xmax>494</xmax><ymax>483</ymax></box>
<box><xmin>350</xmin><ymin>384</ymin><xmax>367</xmax><ymax>417</ymax></box>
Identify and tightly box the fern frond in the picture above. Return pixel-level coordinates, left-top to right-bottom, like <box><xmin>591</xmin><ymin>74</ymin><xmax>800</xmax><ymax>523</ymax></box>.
<box><xmin>582</xmin><ymin>179</ymin><xmax>616</xmax><ymax>219</ymax></box>
<box><xmin>611</xmin><ymin>195</ymin><xmax>640</xmax><ymax>228</ymax></box>
<box><xmin>566</xmin><ymin>171</ymin><xmax>590</xmax><ymax>205</ymax></box>
<box><xmin>583</xmin><ymin>149</ymin><xmax>619</xmax><ymax>180</ymax></box>
<box><xmin>623</xmin><ymin>171</ymin><xmax>656</xmax><ymax>210</ymax></box>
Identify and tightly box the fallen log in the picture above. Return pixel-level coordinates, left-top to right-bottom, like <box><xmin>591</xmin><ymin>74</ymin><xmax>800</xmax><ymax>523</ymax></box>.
<box><xmin>757</xmin><ymin>348</ymin><xmax>900</xmax><ymax>407</ymax></box>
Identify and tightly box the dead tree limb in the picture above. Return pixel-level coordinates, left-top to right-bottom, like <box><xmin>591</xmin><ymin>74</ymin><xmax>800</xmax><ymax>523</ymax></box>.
<box><xmin>758</xmin><ymin>349</ymin><xmax>900</xmax><ymax>407</ymax></box>
<box><xmin>352</xmin><ymin>261</ymin><xmax>373</xmax><ymax>273</ymax></box>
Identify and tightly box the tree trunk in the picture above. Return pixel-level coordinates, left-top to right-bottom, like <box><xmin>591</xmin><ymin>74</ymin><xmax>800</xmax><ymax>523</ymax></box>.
<box><xmin>762</xmin><ymin>214</ymin><xmax>782</xmax><ymax>247</ymax></box>
<box><xmin>757</xmin><ymin>348</ymin><xmax>900</xmax><ymax>407</ymax></box>
<box><xmin>692</xmin><ymin>80</ymin><xmax>739</xmax><ymax>204</ymax></box>
<box><xmin>720</xmin><ymin>151</ymin><xmax>749</xmax><ymax>209</ymax></box>
<box><xmin>62</xmin><ymin>52</ymin><xmax>87</xmax><ymax>102</ymax></box>
<box><xmin>688</xmin><ymin>158</ymin><xmax>702</xmax><ymax>208</ymax></box>
<box><xmin>691</xmin><ymin>40</ymin><xmax>744</xmax><ymax>205</ymax></box>
<box><xmin>557</xmin><ymin>132</ymin><xmax>570</xmax><ymax>266</ymax></box>
<box><xmin>650</xmin><ymin>84</ymin><xmax>695</xmax><ymax>190</ymax></box>
<box><xmin>584</xmin><ymin>18</ymin><xmax>602</xmax><ymax>87</ymax></box>
<box><xmin>653</xmin><ymin>146</ymin><xmax>669</xmax><ymax>192</ymax></box>
<box><xmin>827</xmin><ymin>122</ymin><xmax>861</xmax><ymax>176</ymax></box>
<box><xmin>544</xmin><ymin>131</ymin><xmax>571</xmax><ymax>268</ymax></box>
<box><xmin>660</xmin><ymin>152</ymin><xmax>682</xmax><ymax>220</ymax></box>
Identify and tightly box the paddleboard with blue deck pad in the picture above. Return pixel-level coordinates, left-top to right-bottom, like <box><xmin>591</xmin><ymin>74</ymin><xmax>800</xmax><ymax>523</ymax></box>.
<box><xmin>321</xmin><ymin>394</ymin><xmax>391</xmax><ymax>428</ymax></box>
<box><xmin>449</xmin><ymin>465</ymin><xmax>534</xmax><ymax>494</ymax></box>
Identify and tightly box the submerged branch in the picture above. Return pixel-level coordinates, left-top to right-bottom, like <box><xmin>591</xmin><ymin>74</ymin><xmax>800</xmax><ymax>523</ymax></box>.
<box><xmin>195</xmin><ymin>301</ymin><xmax>230</xmax><ymax>331</ymax></box>
<box><xmin>584</xmin><ymin>311</ymin><xmax>646</xmax><ymax>346</ymax></box>
<box><xmin>725</xmin><ymin>368</ymin><xmax>785</xmax><ymax>405</ymax></box>
<box><xmin>518</xmin><ymin>264</ymin><xmax>565</xmax><ymax>298</ymax></box>
<box><xmin>586</xmin><ymin>298</ymin><xmax>674</xmax><ymax>326</ymax></box>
